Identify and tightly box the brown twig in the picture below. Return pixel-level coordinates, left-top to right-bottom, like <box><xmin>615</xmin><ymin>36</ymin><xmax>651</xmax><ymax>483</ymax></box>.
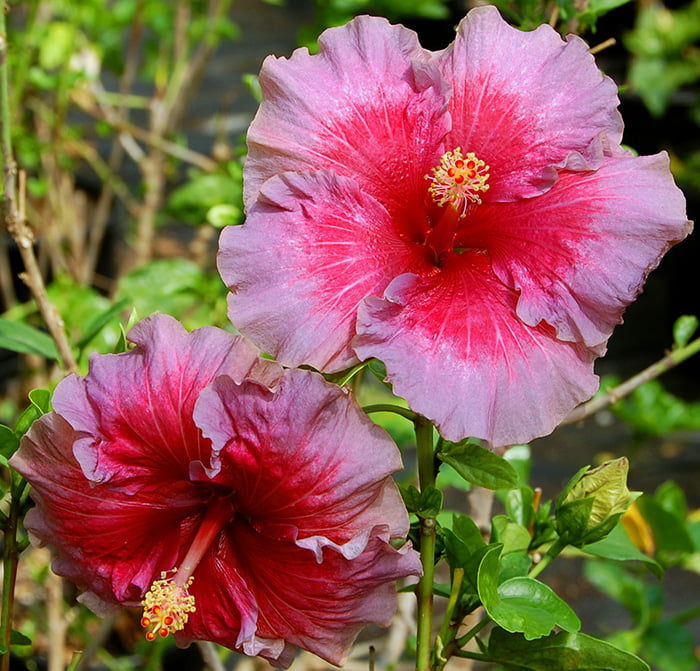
<box><xmin>563</xmin><ymin>335</ymin><xmax>700</xmax><ymax>425</ymax></box>
<box><xmin>0</xmin><ymin>11</ymin><xmax>77</xmax><ymax>375</ymax></box>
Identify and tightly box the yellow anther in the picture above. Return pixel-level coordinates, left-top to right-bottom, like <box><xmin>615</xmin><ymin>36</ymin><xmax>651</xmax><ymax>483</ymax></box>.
<box><xmin>141</xmin><ymin>570</ymin><xmax>196</xmax><ymax>641</ymax></box>
<box><xmin>426</xmin><ymin>148</ymin><xmax>490</xmax><ymax>216</ymax></box>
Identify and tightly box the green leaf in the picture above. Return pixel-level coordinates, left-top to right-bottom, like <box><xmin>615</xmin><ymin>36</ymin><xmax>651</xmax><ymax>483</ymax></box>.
<box><xmin>39</xmin><ymin>22</ymin><xmax>78</xmax><ymax>70</ymax></box>
<box><xmin>76</xmin><ymin>297</ymin><xmax>131</xmax><ymax>351</ymax></box>
<box><xmin>643</xmin><ymin>619</ymin><xmax>697</xmax><ymax>671</ymax></box>
<box><xmin>636</xmin><ymin>495</ymin><xmax>694</xmax><ymax>566</ymax></box>
<box><xmin>491</xmin><ymin>515</ymin><xmax>532</xmax><ymax>554</ymax></box>
<box><xmin>207</xmin><ymin>203</ymin><xmax>242</xmax><ymax>228</ymax></box>
<box><xmin>583</xmin><ymin>523</ymin><xmax>662</xmax><ymax>577</ymax></box>
<box><xmin>505</xmin><ymin>487</ymin><xmax>535</xmax><ymax>529</ymax></box>
<box><xmin>583</xmin><ymin>559</ymin><xmax>662</xmax><ymax>626</ymax></box>
<box><xmin>14</xmin><ymin>389</ymin><xmax>52</xmax><ymax>438</ymax></box>
<box><xmin>0</xmin><ymin>318</ymin><xmax>60</xmax><ymax>360</ymax></box>
<box><xmin>673</xmin><ymin>315</ymin><xmax>698</xmax><ymax>348</ymax></box>
<box><xmin>654</xmin><ymin>480</ymin><xmax>687</xmax><ymax>521</ymax></box>
<box><xmin>166</xmin><ymin>172</ymin><xmax>243</xmax><ymax>225</ymax></box>
<box><xmin>499</xmin><ymin>552</ymin><xmax>532</xmax><ymax>582</ymax></box>
<box><xmin>0</xmin><ymin>424</ymin><xmax>20</xmax><ymax>460</ymax></box>
<box><xmin>28</xmin><ymin>388</ymin><xmax>51</xmax><ymax>415</ymax></box>
<box><xmin>442</xmin><ymin>516</ymin><xmax>487</xmax><ymax>586</ymax></box>
<box><xmin>10</xmin><ymin>629</ymin><xmax>31</xmax><ymax>646</ymax></box>
<box><xmin>503</xmin><ymin>444</ymin><xmax>532</xmax><ymax>487</ymax></box>
<box><xmin>478</xmin><ymin>546</ymin><xmax>580</xmax><ymax>639</ymax></box>
<box><xmin>452</xmin><ymin>513</ymin><xmax>486</xmax><ymax>553</ymax></box>
<box><xmin>399</xmin><ymin>484</ymin><xmax>443</xmax><ymax>518</ymax></box>
<box><xmin>487</xmin><ymin>628</ymin><xmax>650</xmax><ymax>670</ymax></box>
<box><xmin>438</xmin><ymin>439</ymin><xmax>519</xmax><ymax>490</ymax></box>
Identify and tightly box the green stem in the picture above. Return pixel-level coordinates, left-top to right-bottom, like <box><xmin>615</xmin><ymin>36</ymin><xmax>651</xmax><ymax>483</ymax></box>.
<box><xmin>363</xmin><ymin>404</ymin><xmax>418</xmax><ymax>422</ymax></box>
<box><xmin>65</xmin><ymin>651</ymin><xmax>84</xmax><ymax>671</ymax></box>
<box><xmin>415</xmin><ymin>416</ymin><xmax>436</xmax><ymax>671</ymax></box>
<box><xmin>1</xmin><ymin>477</ymin><xmax>24</xmax><ymax>671</ymax></box>
<box><xmin>528</xmin><ymin>537</ymin><xmax>569</xmax><ymax>580</ymax></box>
<box><xmin>454</xmin><ymin>615</ymin><xmax>490</xmax><ymax>649</ymax></box>
<box><xmin>434</xmin><ymin>569</ymin><xmax>464</xmax><ymax>671</ymax></box>
<box><xmin>672</xmin><ymin>603</ymin><xmax>700</xmax><ymax>626</ymax></box>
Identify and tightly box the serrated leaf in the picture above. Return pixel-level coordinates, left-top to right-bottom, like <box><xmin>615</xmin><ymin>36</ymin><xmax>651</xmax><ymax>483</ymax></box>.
<box><xmin>478</xmin><ymin>546</ymin><xmax>579</xmax><ymax>639</ymax></box>
<box><xmin>0</xmin><ymin>318</ymin><xmax>60</xmax><ymax>360</ymax></box>
<box><xmin>487</xmin><ymin>628</ymin><xmax>650</xmax><ymax>670</ymax></box>
<box><xmin>438</xmin><ymin>440</ymin><xmax>519</xmax><ymax>490</ymax></box>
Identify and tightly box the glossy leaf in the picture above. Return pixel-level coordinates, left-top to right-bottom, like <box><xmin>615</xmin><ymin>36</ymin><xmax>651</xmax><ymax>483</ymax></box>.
<box><xmin>583</xmin><ymin>522</ymin><xmax>662</xmax><ymax>577</ymax></box>
<box><xmin>478</xmin><ymin>546</ymin><xmax>580</xmax><ymax>639</ymax></box>
<box><xmin>491</xmin><ymin>515</ymin><xmax>531</xmax><ymax>554</ymax></box>
<box><xmin>487</xmin><ymin>628</ymin><xmax>650</xmax><ymax>670</ymax></box>
<box><xmin>438</xmin><ymin>440</ymin><xmax>519</xmax><ymax>490</ymax></box>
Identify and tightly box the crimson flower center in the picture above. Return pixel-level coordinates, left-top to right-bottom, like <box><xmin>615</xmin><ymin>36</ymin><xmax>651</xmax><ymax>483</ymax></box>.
<box><xmin>422</xmin><ymin>148</ymin><xmax>490</xmax><ymax>262</ymax></box>
<box><xmin>140</xmin><ymin>496</ymin><xmax>234</xmax><ymax>641</ymax></box>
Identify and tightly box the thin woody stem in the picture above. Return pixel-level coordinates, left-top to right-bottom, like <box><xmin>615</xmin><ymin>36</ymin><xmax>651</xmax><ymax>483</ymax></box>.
<box><xmin>563</xmin><ymin>335</ymin><xmax>700</xmax><ymax>425</ymax></box>
<box><xmin>0</xmin><ymin>9</ymin><xmax>77</xmax><ymax>374</ymax></box>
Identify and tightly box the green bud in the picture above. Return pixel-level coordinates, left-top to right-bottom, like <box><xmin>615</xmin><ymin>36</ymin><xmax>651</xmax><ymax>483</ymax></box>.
<box><xmin>554</xmin><ymin>457</ymin><xmax>640</xmax><ymax>546</ymax></box>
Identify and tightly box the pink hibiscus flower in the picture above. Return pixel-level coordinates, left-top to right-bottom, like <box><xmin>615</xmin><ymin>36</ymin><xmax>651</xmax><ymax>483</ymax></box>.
<box><xmin>10</xmin><ymin>314</ymin><xmax>420</xmax><ymax>667</ymax></box>
<box><xmin>218</xmin><ymin>7</ymin><xmax>691</xmax><ymax>447</ymax></box>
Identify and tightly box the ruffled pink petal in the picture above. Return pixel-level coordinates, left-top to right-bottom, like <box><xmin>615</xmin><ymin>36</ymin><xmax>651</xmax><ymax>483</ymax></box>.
<box><xmin>244</xmin><ymin>15</ymin><xmax>450</xmax><ymax>214</ymax></box>
<box><xmin>185</xmin><ymin>368</ymin><xmax>420</xmax><ymax>665</ymax></box>
<box><xmin>353</xmin><ymin>256</ymin><xmax>599</xmax><ymax>446</ymax></box>
<box><xmin>188</xmin><ymin>520</ymin><xmax>419</xmax><ymax>667</ymax></box>
<box><xmin>434</xmin><ymin>6</ymin><xmax>623</xmax><ymax>200</ymax></box>
<box><xmin>468</xmin><ymin>152</ymin><xmax>692</xmax><ymax>348</ymax></box>
<box><xmin>9</xmin><ymin>413</ymin><xmax>204</xmax><ymax>605</ymax></box>
<box><xmin>219</xmin><ymin>170</ymin><xmax>428</xmax><ymax>372</ymax></box>
<box><xmin>52</xmin><ymin>314</ymin><xmax>280</xmax><ymax>484</ymax></box>
<box><xmin>195</xmin><ymin>368</ymin><xmax>409</xmax><ymax>546</ymax></box>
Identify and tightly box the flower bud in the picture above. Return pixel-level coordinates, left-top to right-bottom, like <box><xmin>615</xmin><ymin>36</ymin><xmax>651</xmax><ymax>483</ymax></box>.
<box><xmin>555</xmin><ymin>457</ymin><xmax>640</xmax><ymax>546</ymax></box>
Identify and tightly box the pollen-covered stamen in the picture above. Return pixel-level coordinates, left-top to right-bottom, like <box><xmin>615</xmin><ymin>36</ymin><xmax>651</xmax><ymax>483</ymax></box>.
<box><xmin>426</xmin><ymin>148</ymin><xmax>490</xmax><ymax>216</ymax></box>
<box><xmin>141</xmin><ymin>571</ymin><xmax>196</xmax><ymax>640</ymax></box>
<box><xmin>140</xmin><ymin>497</ymin><xmax>235</xmax><ymax>641</ymax></box>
